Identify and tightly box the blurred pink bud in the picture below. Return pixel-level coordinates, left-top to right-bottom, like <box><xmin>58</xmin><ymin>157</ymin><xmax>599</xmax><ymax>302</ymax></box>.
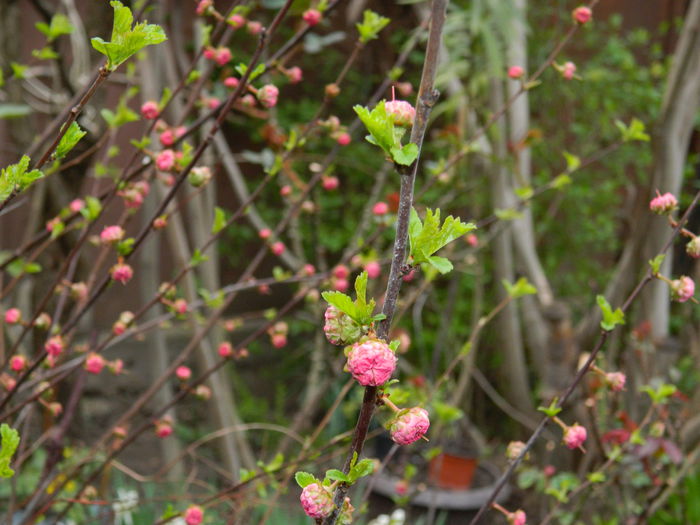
<box><xmin>271</xmin><ymin>242</ymin><xmax>286</xmax><ymax>256</ymax></box>
<box><xmin>562</xmin><ymin>61</ymin><xmax>577</xmax><ymax>80</ymax></box>
<box><xmin>280</xmin><ymin>185</ymin><xmax>292</xmax><ymax>197</ymax></box>
<box><xmin>155</xmin><ymin>419</ymin><xmax>173</xmax><ymax>438</ymax></box>
<box><xmin>176</xmin><ymin>366</ymin><xmax>192</xmax><ymax>380</ymax></box>
<box><xmin>303</xmin><ymin>9</ymin><xmax>322</xmax><ymax>26</ymax></box>
<box><xmin>141</xmin><ymin>101</ymin><xmax>159</xmax><ymax>119</ymax></box>
<box><xmin>671</xmin><ymin>275</ymin><xmax>695</xmax><ymax>303</ymax></box>
<box><xmin>5</xmin><ymin>308</ymin><xmax>21</xmax><ymax>324</ymax></box>
<box><xmin>563</xmin><ymin>423</ymin><xmax>587</xmax><ymax>450</ymax></box>
<box><xmin>153</xmin><ymin>215</ymin><xmax>168</xmax><ymax>229</ymax></box>
<box><xmin>224</xmin><ymin>76</ymin><xmax>239</xmax><ymax>89</ymax></box>
<box><xmin>85</xmin><ymin>353</ymin><xmax>105</xmax><ymax>374</ymax></box>
<box><xmin>650</xmin><ymin>191</ymin><xmax>677</xmax><ymax>215</ymax></box>
<box><xmin>156</xmin><ymin>149</ymin><xmax>176</xmax><ymax>171</ymax></box>
<box><xmin>247</xmin><ymin>21</ymin><xmax>263</xmax><ymax>35</ymax></box>
<box><xmin>286</xmin><ymin>66</ymin><xmax>303</xmax><ymax>84</ymax></box>
<box><xmin>258</xmin><ymin>84</ymin><xmax>279</xmax><ymax>108</ymax></box>
<box><xmin>173</xmin><ymin>298</ymin><xmax>188</xmax><ymax>314</ymax></box>
<box><xmin>203</xmin><ymin>47</ymin><xmax>216</xmax><ymax>60</ymax></box>
<box><xmin>184</xmin><ymin>505</ymin><xmax>204</xmax><ymax>525</ymax></box>
<box><xmin>69</xmin><ymin>199</ymin><xmax>85</xmax><ymax>213</ymax></box>
<box><xmin>322</xmin><ymin>176</ymin><xmax>339</xmax><ymax>191</ymax></box>
<box><xmin>365</xmin><ymin>261</ymin><xmax>381</xmax><ymax>279</ymax></box>
<box><xmin>100</xmin><ymin>225</ymin><xmax>125</xmax><ymax>244</ymax></box>
<box><xmin>196</xmin><ymin>0</ymin><xmax>213</xmax><ymax>15</ymax></box>
<box><xmin>215</xmin><ymin>47</ymin><xmax>232</xmax><ymax>66</ymax></box>
<box><xmin>572</xmin><ymin>6</ymin><xmax>592</xmax><ymax>24</ymax></box>
<box><xmin>228</xmin><ymin>14</ymin><xmax>246</xmax><ymax>29</ymax></box>
<box><xmin>159</xmin><ymin>129</ymin><xmax>175</xmax><ymax>146</ymax></box>
<box><xmin>467</xmin><ymin>233</ymin><xmax>478</xmax><ymax>247</ymax></box>
<box><xmin>9</xmin><ymin>355</ymin><xmax>27</xmax><ymax>372</ymax></box>
<box><xmin>336</xmin><ymin>132</ymin><xmax>351</xmax><ymax>146</ymax></box>
<box><xmin>45</xmin><ymin>336</ymin><xmax>64</xmax><ymax>357</ymax></box>
<box><xmin>606</xmin><ymin>371</ymin><xmax>626</xmax><ymax>392</ymax></box>
<box><xmin>508</xmin><ymin>65</ymin><xmax>525</xmax><ymax>79</ymax></box>
<box><xmin>303</xmin><ymin>264</ymin><xmax>316</xmax><ymax>276</ymax></box>
<box><xmin>111</xmin><ymin>263</ymin><xmax>134</xmax><ymax>285</ymax></box>
<box><xmin>271</xmin><ymin>333</ymin><xmax>287</xmax><ymax>348</ymax></box>
<box><xmin>373</xmin><ymin>201</ymin><xmax>389</xmax><ymax>215</ymax></box>
<box><xmin>259</xmin><ymin>228</ymin><xmax>272</xmax><ymax>239</ymax></box>
<box><xmin>218</xmin><ymin>342</ymin><xmax>234</xmax><ymax>358</ymax></box>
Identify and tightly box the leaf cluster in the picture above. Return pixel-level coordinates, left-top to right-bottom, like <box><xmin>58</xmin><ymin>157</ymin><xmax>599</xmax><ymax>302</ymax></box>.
<box><xmin>596</xmin><ymin>295</ymin><xmax>625</xmax><ymax>331</ymax></box>
<box><xmin>321</xmin><ymin>271</ymin><xmax>385</xmax><ymax>326</ymax></box>
<box><xmin>0</xmin><ymin>424</ymin><xmax>20</xmax><ymax>478</ymax></box>
<box><xmin>353</xmin><ymin>101</ymin><xmax>418</xmax><ymax>166</ymax></box>
<box><xmin>356</xmin><ymin>10</ymin><xmax>390</xmax><ymax>44</ymax></box>
<box><xmin>0</xmin><ymin>156</ymin><xmax>44</xmax><ymax>203</ymax></box>
<box><xmin>36</xmin><ymin>13</ymin><xmax>74</xmax><ymax>42</ymax></box>
<box><xmin>408</xmin><ymin>207</ymin><xmax>475</xmax><ymax>274</ymax></box>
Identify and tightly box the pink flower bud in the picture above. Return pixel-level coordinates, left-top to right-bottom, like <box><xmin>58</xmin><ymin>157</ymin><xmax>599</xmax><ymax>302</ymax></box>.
<box><xmin>562</xmin><ymin>61</ymin><xmax>577</xmax><ymax>80</ymax></box>
<box><xmin>34</xmin><ymin>313</ymin><xmax>51</xmax><ymax>330</ymax></box>
<box><xmin>604</xmin><ymin>371</ymin><xmax>626</xmax><ymax>392</ymax></box>
<box><xmin>322</xmin><ymin>176</ymin><xmax>339</xmax><ymax>191</ymax></box>
<box><xmin>176</xmin><ymin>366</ymin><xmax>192</xmax><ymax>380</ymax></box>
<box><xmin>195</xmin><ymin>0</ymin><xmax>213</xmax><ymax>15</ymax></box>
<box><xmin>280</xmin><ymin>185</ymin><xmax>292</xmax><ymax>197</ymax></box>
<box><xmin>300</xmin><ymin>483</ymin><xmax>333</xmax><ymax>519</ymax></box>
<box><xmin>258</xmin><ymin>84</ymin><xmax>279</xmax><ymax>109</ymax></box>
<box><xmin>544</xmin><ymin>465</ymin><xmax>556</xmax><ymax>477</ymax></box>
<box><xmin>111</xmin><ymin>263</ymin><xmax>134</xmax><ymax>285</ymax></box>
<box><xmin>302</xmin><ymin>9</ymin><xmax>322</xmax><ymax>26</ymax></box>
<box><xmin>365</xmin><ymin>261</ymin><xmax>381</xmax><ymax>279</ymax></box>
<box><xmin>45</xmin><ymin>336</ymin><xmax>64</xmax><ymax>357</ymax></box>
<box><xmin>46</xmin><ymin>217</ymin><xmax>61</xmax><ymax>232</ymax></box>
<box><xmin>218</xmin><ymin>342</ymin><xmax>234</xmax><ymax>358</ymax></box>
<box><xmin>333</xmin><ymin>265</ymin><xmax>349</xmax><ymax>280</ymax></box>
<box><xmin>206</xmin><ymin>97</ymin><xmax>221</xmax><ymax>109</ymax></box>
<box><xmin>335</xmin><ymin>132</ymin><xmax>351</xmax><ymax>146</ymax></box>
<box><xmin>259</xmin><ymin>228</ymin><xmax>272</xmax><ymax>239</ymax></box>
<box><xmin>203</xmin><ymin>47</ymin><xmax>216</xmax><ymax>60</ymax></box>
<box><xmin>271</xmin><ymin>333</ymin><xmax>287</xmax><ymax>348</ymax></box>
<box><xmin>508</xmin><ymin>509</ymin><xmax>527</xmax><ymax>525</ymax></box>
<box><xmin>9</xmin><ymin>355</ymin><xmax>27</xmax><ymax>372</ymax></box>
<box><xmin>228</xmin><ymin>14</ymin><xmax>246</xmax><ymax>29</ymax></box>
<box><xmin>302</xmin><ymin>264</ymin><xmax>315</xmax><ymax>276</ymax></box>
<box><xmin>85</xmin><ymin>353</ymin><xmax>105</xmax><ymax>374</ymax></box>
<box><xmin>69</xmin><ymin>199</ymin><xmax>85</xmax><ymax>213</ymax></box>
<box><xmin>385</xmin><ymin>100</ymin><xmax>416</xmax><ymax>127</ymax></box>
<box><xmin>173</xmin><ymin>298</ymin><xmax>188</xmax><ymax>314</ymax></box>
<box><xmin>109</xmin><ymin>359</ymin><xmax>124</xmax><ymax>375</ymax></box>
<box><xmin>153</xmin><ymin>215</ymin><xmax>168</xmax><ymax>229</ymax></box>
<box><xmin>156</xmin><ymin>149</ymin><xmax>176</xmax><ymax>171</ymax></box>
<box><xmin>395</xmin><ymin>479</ymin><xmax>408</xmax><ymax>495</ymax></box>
<box><xmin>397</xmin><ymin>82</ymin><xmax>413</xmax><ymax>97</ymax></box>
<box><xmin>271</xmin><ymin>242</ymin><xmax>285</xmax><ymax>256</ymax></box>
<box><xmin>247</xmin><ymin>21</ymin><xmax>263</xmax><ymax>35</ymax></box>
<box><xmin>188</xmin><ymin>166</ymin><xmax>212</xmax><ymax>188</ymax></box>
<box><xmin>324</xmin><ymin>305</ymin><xmax>362</xmax><ymax>346</ymax></box>
<box><xmin>333</xmin><ymin>278</ymin><xmax>349</xmax><ymax>292</ymax></box>
<box><xmin>194</xmin><ymin>384</ymin><xmax>211</xmax><ymax>400</ymax></box>
<box><xmin>141</xmin><ymin>101</ymin><xmax>159</xmax><ymax>120</ymax></box>
<box><xmin>346</xmin><ymin>339</ymin><xmax>397</xmax><ymax>386</ymax></box>
<box><xmin>48</xmin><ymin>402</ymin><xmax>62</xmax><ymax>416</ymax></box>
<box><xmin>563</xmin><ymin>423</ymin><xmax>587</xmax><ymax>450</ymax></box>
<box><xmin>506</xmin><ymin>440</ymin><xmax>527</xmax><ymax>461</ymax></box>
<box><xmin>508</xmin><ymin>65</ymin><xmax>525</xmax><ymax>79</ymax></box>
<box><xmin>159</xmin><ymin>129</ymin><xmax>175</xmax><ymax>146</ymax></box>
<box><xmin>215</xmin><ymin>47</ymin><xmax>232</xmax><ymax>66</ymax></box>
<box><xmin>184</xmin><ymin>505</ymin><xmax>203</xmax><ymax>525</ymax></box>
<box><xmin>467</xmin><ymin>233</ymin><xmax>478</xmax><ymax>247</ymax></box>
<box><xmin>403</xmin><ymin>268</ymin><xmax>416</xmax><ymax>282</ymax></box>
<box><xmin>241</xmin><ymin>94</ymin><xmax>256</xmax><ymax>107</ymax></box>
<box><xmin>389</xmin><ymin>407</ymin><xmax>430</xmax><ymax>445</ymax></box>
<box><xmin>649</xmin><ymin>191</ymin><xmax>678</xmax><ymax>215</ymax></box>
<box><xmin>155</xmin><ymin>419</ymin><xmax>173</xmax><ymax>438</ymax></box>
<box><xmin>286</xmin><ymin>66</ymin><xmax>303</xmax><ymax>84</ymax></box>
<box><xmin>5</xmin><ymin>308</ymin><xmax>21</xmax><ymax>324</ymax></box>
<box><xmin>100</xmin><ymin>225</ymin><xmax>125</xmax><ymax>244</ymax></box>
<box><xmin>224</xmin><ymin>76</ymin><xmax>239</xmax><ymax>89</ymax></box>
<box><xmin>572</xmin><ymin>6</ymin><xmax>592</xmax><ymax>24</ymax></box>
<box><xmin>671</xmin><ymin>275</ymin><xmax>695</xmax><ymax>303</ymax></box>
<box><xmin>373</xmin><ymin>201</ymin><xmax>389</xmax><ymax>216</ymax></box>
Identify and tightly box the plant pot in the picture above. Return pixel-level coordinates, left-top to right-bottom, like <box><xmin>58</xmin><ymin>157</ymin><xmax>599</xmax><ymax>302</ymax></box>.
<box><xmin>428</xmin><ymin>452</ymin><xmax>478</xmax><ymax>490</ymax></box>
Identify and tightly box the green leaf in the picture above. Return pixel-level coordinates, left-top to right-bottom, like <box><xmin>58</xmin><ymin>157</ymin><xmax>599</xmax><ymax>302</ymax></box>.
<box><xmin>502</xmin><ymin>277</ymin><xmax>537</xmax><ymax>299</ymax></box>
<box><xmin>295</xmin><ymin>471</ymin><xmax>316</xmax><ymax>488</ymax></box>
<box><xmin>348</xmin><ymin>458</ymin><xmax>374</xmax><ymax>483</ymax></box>
<box><xmin>354</xmin><ymin>271</ymin><xmax>368</xmax><ymax>308</ymax></box>
<box><xmin>325</xmin><ymin>469</ymin><xmax>350</xmax><ymax>483</ymax></box>
<box><xmin>212</xmin><ymin>206</ymin><xmax>227</xmax><ymax>234</ymax></box>
<box><xmin>514</xmin><ymin>186</ymin><xmax>534</xmax><ymax>200</ymax></box>
<box><xmin>81</xmin><ymin>196</ymin><xmax>102</xmax><ymax>220</ymax></box>
<box><xmin>538</xmin><ymin>398</ymin><xmax>562</xmax><ymax>418</ymax></box>
<box><xmin>551</xmin><ymin>174</ymin><xmax>572</xmax><ymax>190</ymax></box>
<box><xmin>32</xmin><ymin>47</ymin><xmax>60</xmax><ymax>60</ymax></box>
<box><xmin>321</xmin><ymin>291</ymin><xmax>356</xmax><ymax>320</ymax></box>
<box><xmin>390</xmin><ymin>142</ymin><xmax>419</xmax><ymax>166</ymax></box>
<box><xmin>427</xmin><ymin>256</ymin><xmax>453</xmax><ymax>274</ymax></box>
<box><xmin>190</xmin><ymin>249</ymin><xmax>208</xmax><ymax>267</ymax></box>
<box><xmin>91</xmin><ymin>1</ymin><xmax>167</xmax><ymax>71</ymax></box>
<box><xmin>36</xmin><ymin>13</ymin><xmax>74</xmax><ymax>42</ymax></box>
<box><xmin>615</xmin><ymin>118</ymin><xmax>650</xmax><ymax>143</ymax></box>
<box><xmin>354</xmin><ymin>101</ymin><xmax>396</xmax><ymax>158</ymax></box>
<box><xmin>0</xmin><ymin>156</ymin><xmax>44</xmax><ymax>202</ymax></box>
<box><xmin>432</xmin><ymin>401</ymin><xmax>463</xmax><ymax>424</ymax></box>
<box><xmin>54</xmin><ymin>122</ymin><xmax>86</xmax><ymax>160</ymax></box>
<box><xmin>234</xmin><ymin>63</ymin><xmax>265</xmax><ymax>82</ymax></box>
<box><xmin>587</xmin><ymin>471</ymin><xmax>606</xmax><ymax>483</ymax></box>
<box><xmin>0</xmin><ymin>104</ymin><xmax>30</xmax><ymax>119</ymax></box>
<box><xmin>116</xmin><ymin>238</ymin><xmax>134</xmax><ymax>256</ymax></box>
<box><xmin>563</xmin><ymin>151</ymin><xmax>581</xmax><ymax>173</ymax></box>
<box><xmin>596</xmin><ymin>295</ymin><xmax>625</xmax><ymax>331</ymax></box>
<box><xmin>408</xmin><ymin>207</ymin><xmax>475</xmax><ymax>269</ymax></box>
<box><xmin>356</xmin><ymin>10</ymin><xmax>390</xmax><ymax>43</ymax></box>
<box><xmin>641</xmin><ymin>383</ymin><xmax>677</xmax><ymax>405</ymax></box>
<box><xmin>101</xmin><ymin>95</ymin><xmax>139</xmax><ymax>129</ymax></box>
<box><xmin>10</xmin><ymin>62</ymin><xmax>28</xmax><ymax>79</ymax></box>
<box><xmin>649</xmin><ymin>254</ymin><xmax>665</xmax><ymax>275</ymax></box>
<box><xmin>494</xmin><ymin>208</ymin><xmax>523</xmax><ymax>221</ymax></box>
<box><xmin>0</xmin><ymin>423</ymin><xmax>20</xmax><ymax>478</ymax></box>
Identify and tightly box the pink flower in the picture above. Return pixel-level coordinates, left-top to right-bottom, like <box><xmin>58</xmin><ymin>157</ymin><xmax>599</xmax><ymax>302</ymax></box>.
<box><xmin>286</xmin><ymin>66</ymin><xmax>303</xmax><ymax>84</ymax></box>
<box><xmin>9</xmin><ymin>355</ymin><xmax>26</xmax><ymax>372</ymax></box>
<box><xmin>159</xmin><ymin>129</ymin><xmax>175</xmax><ymax>146</ymax></box>
<box><xmin>605</xmin><ymin>371</ymin><xmax>626</xmax><ymax>392</ymax></box>
<box><xmin>271</xmin><ymin>333</ymin><xmax>287</xmax><ymax>348</ymax></box>
<box><xmin>184</xmin><ymin>505</ymin><xmax>204</xmax><ymax>525</ymax></box>
<box><xmin>218</xmin><ymin>342</ymin><xmax>234</xmax><ymax>358</ymax></box>
<box><xmin>302</xmin><ymin>8</ymin><xmax>322</xmax><ymax>26</ymax></box>
<box><xmin>85</xmin><ymin>353</ymin><xmax>105</xmax><ymax>374</ymax></box>
<box><xmin>346</xmin><ymin>339</ymin><xmax>397</xmax><ymax>386</ymax></box>
<box><xmin>402</xmin><ymin>268</ymin><xmax>416</xmax><ymax>282</ymax></box>
<box><xmin>5</xmin><ymin>308</ymin><xmax>21</xmax><ymax>324</ymax></box>
<box><xmin>140</xmin><ymin>101</ymin><xmax>159</xmax><ymax>120</ymax></box>
<box><xmin>300</xmin><ymin>483</ymin><xmax>334</xmax><ymax>519</ymax></box>
<box><xmin>215</xmin><ymin>47</ymin><xmax>232</xmax><ymax>66</ymax></box>
<box><xmin>572</xmin><ymin>6</ymin><xmax>592</xmax><ymax>24</ymax></box>
<box><xmin>228</xmin><ymin>14</ymin><xmax>246</xmax><ymax>29</ymax></box>
<box><xmin>365</xmin><ymin>261</ymin><xmax>381</xmax><ymax>279</ymax></box>
<box><xmin>69</xmin><ymin>199</ymin><xmax>85</xmax><ymax>213</ymax></box>
<box><xmin>671</xmin><ymin>275</ymin><xmax>695</xmax><ymax>303</ymax></box>
<box><xmin>258</xmin><ymin>84</ymin><xmax>279</xmax><ymax>109</ymax></box>
<box><xmin>563</xmin><ymin>423</ymin><xmax>587</xmax><ymax>450</ymax></box>
<box><xmin>259</xmin><ymin>228</ymin><xmax>271</xmax><ymax>239</ymax></box>
<box><xmin>176</xmin><ymin>366</ymin><xmax>192</xmax><ymax>380</ymax></box>
<box><xmin>385</xmin><ymin>100</ymin><xmax>415</xmax><ymax>127</ymax></box>
<box><xmin>247</xmin><ymin>21</ymin><xmax>263</xmax><ymax>35</ymax></box>
<box><xmin>111</xmin><ymin>263</ymin><xmax>134</xmax><ymax>285</ymax></box>
<box><xmin>224</xmin><ymin>76</ymin><xmax>239</xmax><ymax>89</ymax></box>
<box><xmin>395</xmin><ymin>480</ymin><xmax>408</xmax><ymax>495</ymax></box>
<box><xmin>390</xmin><ymin>407</ymin><xmax>430</xmax><ymax>445</ymax></box>
<box><xmin>373</xmin><ymin>201</ymin><xmax>389</xmax><ymax>216</ymax></box>
<box><xmin>508</xmin><ymin>509</ymin><xmax>527</xmax><ymax>525</ymax></box>
<box><xmin>156</xmin><ymin>149</ymin><xmax>176</xmax><ymax>171</ymax></box>
<box><xmin>649</xmin><ymin>191</ymin><xmax>677</xmax><ymax>215</ymax></box>
<box><xmin>333</xmin><ymin>265</ymin><xmax>349</xmax><ymax>280</ymax></box>
<box><xmin>322</xmin><ymin>176</ymin><xmax>339</xmax><ymax>191</ymax></box>
<box><xmin>100</xmin><ymin>225</ymin><xmax>125</xmax><ymax>244</ymax></box>
<box><xmin>562</xmin><ymin>61</ymin><xmax>577</xmax><ymax>80</ymax></box>
<box><xmin>335</xmin><ymin>132</ymin><xmax>351</xmax><ymax>146</ymax></box>
<box><xmin>45</xmin><ymin>336</ymin><xmax>64</xmax><ymax>357</ymax></box>
<box><xmin>543</xmin><ymin>465</ymin><xmax>556</xmax><ymax>477</ymax></box>
<box><xmin>271</xmin><ymin>242</ymin><xmax>285</xmax><ymax>256</ymax></box>
<box><xmin>508</xmin><ymin>65</ymin><xmax>525</xmax><ymax>79</ymax></box>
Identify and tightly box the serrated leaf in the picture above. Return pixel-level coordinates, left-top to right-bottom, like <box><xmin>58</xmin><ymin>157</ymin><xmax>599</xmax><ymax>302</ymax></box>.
<box><xmin>212</xmin><ymin>206</ymin><xmax>227</xmax><ymax>234</ymax></box>
<box><xmin>502</xmin><ymin>277</ymin><xmax>537</xmax><ymax>299</ymax></box>
<box><xmin>390</xmin><ymin>142</ymin><xmax>418</xmax><ymax>166</ymax></box>
<box><xmin>537</xmin><ymin>399</ymin><xmax>562</xmax><ymax>418</ymax></box>
<box><xmin>325</xmin><ymin>469</ymin><xmax>350</xmax><ymax>483</ymax></box>
<box><xmin>356</xmin><ymin>10</ymin><xmax>390</xmax><ymax>43</ymax></box>
<box><xmin>36</xmin><ymin>13</ymin><xmax>74</xmax><ymax>42</ymax></box>
<box><xmin>408</xmin><ymin>207</ymin><xmax>475</xmax><ymax>266</ymax></box>
<box><xmin>348</xmin><ymin>458</ymin><xmax>374</xmax><ymax>482</ymax></box>
<box><xmin>91</xmin><ymin>1</ymin><xmax>167</xmax><ymax>71</ymax></box>
<box><xmin>322</xmin><ymin>291</ymin><xmax>356</xmax><ymax>320</ymax></box>
<box><xmin>189</xmin><ymin>249</ymin><xmax>208</xmax><ymax>267</ymax></box>
<box><xmin>0</xmin><ymin>156</ymin><xmax>44</xmax><ymax>202</ymax></box>
<box><xmin>32</xmin><ymin>47</ymin><xmax>60</xmax><ymax>60</ymax></box>
<box><xmin>54</xmin><ymin>122</ymin><xmax>86</xmax><ymax>160</ymax></box>
<box><xmin>427</xmin><ymin>256</ymin><xmax>453</xmax><ymax>274</ymax></box>
<box><xmin>596</xmin><ymin>295</ymin><xmax>625</xmax><ymax>331</ymax></box>
<box><xmin>0</xmin><ymin>424</ymin><xmax>20</xmax><ymax>478</ymax></box>
<box><xmin>295</xmin><ymin>471</ymin><xmax>316</xmax><ymax>488</ymax></box>
<box><xmin>587</xmin><ymin>471</ymin><xmax>605</xmax><ymax>483</ymax></box>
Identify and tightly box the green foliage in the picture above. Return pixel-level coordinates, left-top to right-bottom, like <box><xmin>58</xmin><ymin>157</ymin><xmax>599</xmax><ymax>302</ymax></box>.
<box><xmin>408</xmin><ymin>207</ymin><xmax>475</xmax><ymax>274</ymax></box>
<box><xmin>545</xmin><ymin>472</ymin><xmax>581</xmax><ymax>503</ymax></box>
<box><xmin>321</xmin><ymin>271</ymin><xmax>385</xmax><ymax>325</ymax></box>
<box><xmin>0</xmin><ymin>156</ymin><xmax>44</xmax><ymax>202</ymax></box>
<box><xmin>212</xmin><ymin>206</ymin><xmax>227</xmax><ymax>234</ymax></box>
<box><xmin>36</xmin><ymin>13</ymin><xmax>74</xmax><ymax>42</ymax></box>
<box><xmin>91</xmin><ymin>1</ymin><xmax>167</xmax><ymax>71</ymax></box>
<box><xmin>615</xmin><ymin>118</ymin><xmax>650</xmax><ymax>142</ymax></box>
<box><xmin>538</xmin><ymin>398</ymin><xmax>562</xmax><ymax>418</ymax></box>
<box><xmin>356</xmin><ymin>10</ymin><xmax>390</xmax><ymax>44</ymax></box>
<box><xmin>235</xmin><ymin>63</ymin><xmax>265</xmax><ymax>82</ymax></box>
<box><xmin>80</xmin><ymin>196</ymin><xmax>102</xmax><ymax>221</ymax></box>
<box><xmin>101</xmin><ymin>93</ymin><xmax>140</xmax><ymax>129</ymax></box>
<box><xmin>0</xmin><ymin>424</ymin><xmax>20</xmax><ymax>478</ymax></box>
<box><xmin>54</xmin><ymin>122</ymin><xmax>86</xmax><ymax>160</ymax></box>
<box><xmin>10</xmin><ymin>62</ymin><xmax>28</xmax><ymax>79</ymax></box>
<box><xmin>502</xmin><ymin>277</ymin><xmax>537</xmax><ymax>299</ymax></box>
<box><xmin>348</xmin><ymin>458</ymin><xmax>374</xmax><ymax>483</ymax></box>
<box><xmin>353</xmin><ymin>101</ymin><xmax>418</xmax><ymax>166</ymax></box>
<box><xmin>32</xmin><ymin>47</ymin><xmax>60</xmax><ymax>60</ymax></box>
<box><xmin>642</xmin><ymin>383</ymin><xmax>677</xmax><ymax>405</ymax></box>
<box><xmin>189</xmin><ymin>249</ymin><xmax>209</xmax><ymax>267</ymax></box>
<box><xmin>649</xmin><ymin>254</ymin><xmax>666</xmax><ymax>275</ymax></box>
<box><xmin>596</xmin><ymin>295</ymin><xmax>625</xmax><ymax>331</ymax></box>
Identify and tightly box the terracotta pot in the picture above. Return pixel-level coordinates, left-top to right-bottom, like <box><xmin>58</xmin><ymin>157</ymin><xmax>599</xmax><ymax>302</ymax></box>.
<box><xmin>428</xmin><ymin>452</ymin><xmax>478</xmax><ymax>490</ymax></box>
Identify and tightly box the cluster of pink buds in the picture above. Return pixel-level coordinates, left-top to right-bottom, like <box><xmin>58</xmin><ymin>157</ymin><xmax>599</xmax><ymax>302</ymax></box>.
<box><xmin>157</xmin><ymin>123</ymin><xmax>186</xmax><ymax>147</ymax></box>
<box><xmin>257</xmin><ymin>84</ymin><xmax>279</xmax><ymax>108</ymax></box>
<box><xmin>217</xmin><ymin>341</ymin><xmax>248</xmax><ymax>360</ymax></box>
<box><xmin>156</xmin><ymin>149</ymin><xmax>176</xmax><ymax>171</ymax></box>
<box><xmin>649</xmin><ymin>190</ymin><xmax>678</xmax><ymax>215</ymax></box>
<box><xmin>111</xmin><ymin>261</ymin><xmax>134</xmax><ymax>285</ymax></box>
<box><xmin>203</xmin><ymin>46</ymin><xmax>233</xmax><ymax>66</ymax></box>
<box><xmin>268</xmin><ymin>321</ymin><xmax>288</xmax><ymax>348</ymax></box>
<box><xmin>300</xmin><ymin>482</ymin><xmax>334</xmax><ymax>519</ymax></box>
